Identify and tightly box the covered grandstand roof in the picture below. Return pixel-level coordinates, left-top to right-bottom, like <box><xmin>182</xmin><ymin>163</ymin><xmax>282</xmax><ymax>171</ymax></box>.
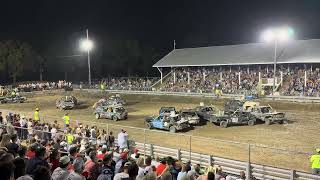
<box><xmin>153</xmin><ymin>39</ymin><xmax>320</xmax><ymax>67</ymax></box>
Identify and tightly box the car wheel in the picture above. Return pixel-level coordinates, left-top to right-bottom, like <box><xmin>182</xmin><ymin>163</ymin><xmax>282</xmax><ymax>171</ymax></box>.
<box><xmin>169</xmin><ymin>126</ymin><xmax>176</xmax><ymax>133</ymax></box>
<box><xmin>146</xmin><ymin>123</ymin><xmax>152</xmax><ymax>129</ymax></box>
<box><xmin>220</xmin><ymin>121</ymin><xmax>228</xmax><ymax>128</ymax></box>
<box><xmin>278</xmin><ymin>120</ymin><xmax>284</xmax><ymax>124</ymax></box>
<box><xmin>265</xmin><ymin>118</ymin><xmax>271</xmax><ymax>125</ymax></box>
<box><xmin>248</xmin><ymin>120</ymin><xmax>255</xmax><ymax>126</ymax></box>
<box><xmin>95</xmin><ymin>113</ymin><xmax>100</xmax><ymax>119</ymax></box>
<box><xmin>112</xmin><ymin>116</ymin><xmax>118</xmax><ymax>121</ymax></box>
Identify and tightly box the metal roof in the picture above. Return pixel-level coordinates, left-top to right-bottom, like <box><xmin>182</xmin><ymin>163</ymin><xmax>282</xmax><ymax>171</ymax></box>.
<box><xmin>153</xmin><ymin>39</ymin><xmax>320</xmax><ymax>67</ymax></box>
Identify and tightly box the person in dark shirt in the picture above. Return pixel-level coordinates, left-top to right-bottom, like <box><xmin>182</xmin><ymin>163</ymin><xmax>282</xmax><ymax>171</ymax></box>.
<box><xmin>0</xmin><ymin>112</ymin><xmax>3</xmax><ymax>124</ymax></box>
<box><xmin>6</xmin><ymin>134</ymin><xmax>19</xmax><ymax>156</ymax></box>
<box><xmin>26</xmin><ymin>145</ymin><xmax>50</xmax><ymax>176</ymax></box>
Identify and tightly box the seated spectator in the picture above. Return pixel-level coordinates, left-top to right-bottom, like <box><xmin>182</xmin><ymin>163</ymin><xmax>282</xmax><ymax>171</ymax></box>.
<box><xmin>51</xmin><ymin>156</ymin><xmax>71</xmax><ymax>180</ymax></box>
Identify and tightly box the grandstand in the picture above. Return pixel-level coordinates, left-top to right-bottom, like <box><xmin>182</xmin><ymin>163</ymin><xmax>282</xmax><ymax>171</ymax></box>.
<box><xmin>153</xmin><ymin>39</ymin><xmax>320</xmax><ymax>96</ymax></box>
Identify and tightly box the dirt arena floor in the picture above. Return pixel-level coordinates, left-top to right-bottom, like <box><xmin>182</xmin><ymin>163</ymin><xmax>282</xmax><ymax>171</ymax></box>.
<box><xmin>1</xmin><ymin>90</ymin><xmax>319</xmax><ymax>172</ymax></box>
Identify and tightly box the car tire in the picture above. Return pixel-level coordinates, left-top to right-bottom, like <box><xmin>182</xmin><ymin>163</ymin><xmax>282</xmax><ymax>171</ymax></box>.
<box><xmin>112</xmin><ymin>116</ymin><xmax>118</xmax><ymax>121</ymax></box>
<box><xmin>265</xmin><ymin>118</ymin><xmax>271</xmax><ymax>125</ymax></box>
<box><xmin>169</xmin><ymin>126</ymin><xmax>176</xmax><ymax>133</ymax></box>
<box><xmin>220</xmin><ymin>121</ymin><xmax>228</xmax><ymax>128</ymax></box>
<box><xmin>146</xmin><ymin>123</ymin><xmax>152</xmax><ymax>129</ymax></box>
<box><xmin>278</xmin><ymin>120</ymin><xmax>284</xmax><ymax>124</ymax></box>
<box><xmin>95</xmin><ymin>113</ymin><xmax>100</xmax><ymax>119</ymax></box>
<box><xmin>248</xmin><ymin>120</ymin><xmax>255</xmax><ymax>126</ymax></box>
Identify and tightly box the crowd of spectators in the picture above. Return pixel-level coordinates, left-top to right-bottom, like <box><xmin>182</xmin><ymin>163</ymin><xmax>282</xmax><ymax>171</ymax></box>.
<box><xmin>157</xmin><ymin>64</ymin><xmax>320</xmax><ymax>97</ymax></box>
<box><xmin>0</xmin><ymin>111</ymin><xmax>247</xmax><ymax>180</ymax></box>
<box><xmin>17</xmin><ymin>80</ymin><xmax>73</xmax><ymax>92</ymax></box>
<box><xmin>102</xmin><ymin>78</ymin><xmax>158</xmax><ymax>91</ymax></box>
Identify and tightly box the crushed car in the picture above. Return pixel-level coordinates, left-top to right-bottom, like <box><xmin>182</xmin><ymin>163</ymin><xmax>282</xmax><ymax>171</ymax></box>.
<box><xmin>94</xmin><ymin>105</ymin><xmax>128</xmax><ymax>121</ymax></box>
<box><xmin>106</xmin><ymin>95</ymin><xmax>126</xmax><ymax>106</ymax></box>
<box><xmin>145</xmin><ymin>113</ymin><xmax>189</xmax><ymax>133</ymax></box>
<box><xmin>211</xmin><ymin>109</ymin><xmax>256</xmax><ymax>128</ymax></box>
<box><xmin>0</xmin><ymin>95</ymin><xmax>27</xmax><ymax>104</ymax></box>
<box><xmin>56</xmin><ymin>96</ymin><xmax>77</xmax><ymax>110</ymax></box>
<box><xmin>159</xmin><ymin>107</ymin><xmax>176</xmax><ymax>116</ymax></box>
<box><xmin>193</xmin><ymin>106</ymin><xmax>221</xmax><ymax>123</ymax></box>
<box><xmin>178</xmin><ymin>109</ymin><xmax>200</xmax><ymax>126</ymax></box>
<box><xmin>245</xmin><ymin>105</ymin><xmax>286</xmax><ymax>125</ymax></box>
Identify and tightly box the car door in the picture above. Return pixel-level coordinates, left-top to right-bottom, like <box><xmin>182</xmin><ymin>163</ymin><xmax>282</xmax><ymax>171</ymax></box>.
<box><xmin>152</xmin><ymin>116</ymin><xmax>163</xmax><ymax>128</ymax></box>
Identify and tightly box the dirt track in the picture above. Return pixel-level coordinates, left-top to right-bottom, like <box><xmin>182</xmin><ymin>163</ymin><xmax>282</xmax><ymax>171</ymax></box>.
<box><xmin>0</xmin><ymin>90</ymin><xmax>319</xmax><ymax>172</ymax></box>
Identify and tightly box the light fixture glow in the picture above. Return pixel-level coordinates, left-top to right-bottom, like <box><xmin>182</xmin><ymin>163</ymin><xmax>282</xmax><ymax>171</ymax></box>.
<box><xmin>261</xmin><ymin>27</ymin><xmax>294</xmax><ymax>43</ymax></box>
<box><xmin>80</xmin><ymin>39</ymin><xmax>93</xmax><ymax>51</ymax></box>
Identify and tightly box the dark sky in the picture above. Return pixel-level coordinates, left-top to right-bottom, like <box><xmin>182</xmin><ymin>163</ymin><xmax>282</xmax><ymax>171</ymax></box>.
<box><xmin>1</xmin><ymin>0</ymin><xmax>320</xmax><ymax>80</ymax></box>
<box><xmin>1</xmin><ymin>0</ymin><xmax>320</xmax><ymax>49</ymax></box>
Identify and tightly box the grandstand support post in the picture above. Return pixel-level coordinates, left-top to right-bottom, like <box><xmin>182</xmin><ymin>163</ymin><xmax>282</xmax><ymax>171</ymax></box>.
<box><xmin>304</xmin><ymin>70</ymin><xmax>307</xmax><ymax>88</ymax></box>
<box><xmin>229</xmin><ymin>66</ymin><xmax>231</xmax><ymax>72</ymax></box>
<box><xmin>157</xmin><ymin>67</ymin><xmax>163</xmax><ymax>84</ymax></box>
<box><xmin>267</xmin><ymin>66</ymin><xmax>269</xmax><ymax>73</ymax></box>
<box><xmin>150</xmin><ymin>144</ymin><xmax>154</xmax><ymax>158</ymax></box>
<box><xmin>246</xmin><ymin>144</ymin><xmax>251</xmax><ymax>180</ymax></box>
<box><xmin>247</xmin><ymin>66</ymin><xmax>249</xmax><ymax>74</ymax></box>
<box><xmin>220</xmin><ymin>72</ymin><xmax>222</xmax><ymax>80</ymax></box>
<box><xmin>173</xmin><ymin>69</ymin><xmax>176</xmax><ymax>84</ymax></box>
<box><xmin>203</xmin><ymin>72</ymin><xmax>206</xmax><ymax>82</ymax></box>
<box><xmin>311</xmin><ymin>65</ymin><xmax>313</xmax><ymax>72</ymax></box>
<box><xmin>187</xmin><ymin>72</ymin><xmax>190</xmax><ymax>84</ymax></box>
<box><xmin>238</xmin><ymin>72</ymin><xmax>241</xmax><ymax>85</ymax></box>
<box><xmin>177</xmin><ymin>149</ymin><xmax>181</xmax><ymax>160</ymax></box>
<box><xmin>258</xmin><ymin>72</ymin><xmax>261</xmax><ymax>83</ymax></box>
<box><xmin>272</xmin><ymin>39</ymin><xmax>278</xmax><ymax>97</ymax></box>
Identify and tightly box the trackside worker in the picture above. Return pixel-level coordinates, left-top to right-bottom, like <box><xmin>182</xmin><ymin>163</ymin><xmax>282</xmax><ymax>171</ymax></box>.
<box><xmin>11</xmin><ymin>90</ymin><xmax>16</xmax><ymax>97</ymax></box>
<box><xmin>34</xmin><ymin>108</ymin><xmax>40</xmax><ymax>122</ymax></box>
<box><xmin>63</xmin><ymin>113</ymin><xmax>70</xmax><ymax>127</ymax></box>
<box><xmin>65</xmin><ymin>129</ymin><xmax>74</xmax><ymax>145</ymax></box>
<box><xmin>310</xmin><ymin>148</ymin><xmax>320</xmax><ymax>174</ymax></box>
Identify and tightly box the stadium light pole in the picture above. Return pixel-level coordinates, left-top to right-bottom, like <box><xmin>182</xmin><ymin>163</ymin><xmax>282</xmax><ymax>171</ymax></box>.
<box><xmin>80</xmin><ymin>29</ymin><xmax>94</xmax><ymax>86</ymax></box>
<box><xmin>261</xmin><ymin>27</ymin><xmax>294</xmax><ymax>96</ymax></box>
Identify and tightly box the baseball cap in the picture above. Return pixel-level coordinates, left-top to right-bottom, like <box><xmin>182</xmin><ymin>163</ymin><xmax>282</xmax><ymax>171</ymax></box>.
<box><xmin>59</xmin><ymin>156</ymin><xmax>71</xmax><ymax>165</ymax></box>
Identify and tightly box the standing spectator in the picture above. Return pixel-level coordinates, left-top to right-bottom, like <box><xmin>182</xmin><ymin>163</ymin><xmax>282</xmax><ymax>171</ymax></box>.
<box><xmin>156</xmin><ymin>158</ymin><xmax>167</xmax><ymax>176</ymax></box>
<box><xmin>52</xmin><ymin>156</ymin><xmax>71</xmax><ymax>180</ymax></box>
<box><xmin>49</xmin><ymin>149</ymin><xmax>60</xmax><ymax>172</ymax></box>
<box><xmin>90</xmin><ymin>126</ymin><xmax>97</xmax><ymax>145</ymax></box>
<box><xmin>14</xmin><ymin>157</ymin><xmax>27</xmax><ymax>179</ymax></box>
<box><xmin>114</xmin><ymin>161</ymin><xmax>131</xmax><ymax>180</ymax></box>
<box><xmin>51</xmin><ymin>124</ymin><xmax>58</xmax><ymax>140</ymax></box>
<box><xmin>27</xmin><ymin>119</ymin><xmax>33</xmax><ymax>139</ymax></box>
<box><xmin>98</xmin><ymin>155</ymin><xmax>115</xmax><ymax>180</ymax></box>
<box><xmin>20</xmin><ymin>115</ymin><xmax>27</xmax><ymax>140</ymax></box>
<box><xmin>0</xmin><ymin>134</ymin><xmax>11</xmax><ymax>148</ymax></box>
<box><xmin>118</xmin><ymin>129</ymin><xmax>128</xmax><ymax>151</ymax></box>
<box><xmin>26</xmin><ymin>146</ymin><xmax>50</xmax><ymax>176</ymax></box>
<box><xmin>68</xmin><ymin>156</ymin><xmax>86</xmax><ymax>180</ymax></box>
<box><xmin>83</xmin><ymin>151</ymin><xmax>100</xmax><ymax>180</ymax></box>
<box><xmin>235</xmin><ymin>171</ymin><xmax>246</xmax><ymax>180</ymax></box>
<box><xmin>0</xmin><ymin>152</ymin><xmax>15</xmax><ymax>180</ymax></box>
<box><xmin>136</xmin><ymin>157</ymin><xmax>145</xmax><ymax>179</ymax></box>
<box><xmin>33</xmin><ymin>166</ymin><xmax>52</xmax><ymax>180</ymax></box>
<box><xmin>310</xmin><ymin>148</ymin><xmax>320</xmax><ymax>175</ymax></box>
<box><xmin>177</xmin><ymin>164</ymin><xmax>187</xmax><ymax>180</ymax></box>
<box><xmin>6</xmin><ymin>134</ymin><xmax>19</xmax><ymax>156</ymax></box>
<box><xmin>107</xmin><ymin>131</ymin><xmax>115</xmax><ymax>148</ymax></box>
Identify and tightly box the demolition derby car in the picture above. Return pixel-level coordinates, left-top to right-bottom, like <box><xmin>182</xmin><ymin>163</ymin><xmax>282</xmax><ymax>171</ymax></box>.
<box><xmin>179</xmin><ymin>109</ymin><xmax>200</xmax><ymax>126</ymax></box>
<box><xmin>193</xmin><ymin>105</ymin><xmax>221</xmax><ymax>123</ymax></box>
<box><xmin>0</xmin><ymin>95</ymin><xmax>27</xmax><ymax>104</ymax></box>
<box><xmin>92</xmin><ymin>95</ymin><xmax>126</xmax><ymax>108</ymax></box>
<box><xmin>225</xmin><ymin>100</ymin><xmax>286</xmax><ymax>125</ymax></box>
<box><xmin>56</xmin><ymin>96</ymin><xmax>77</xmax><ymax>110</ymax></box>
<box><xmin>145</xmin><ymin>113</ymin><xmax>189</xmax><ymax>133</ymax></box>
<box><xmin>210</xmin><ymin>109</ymin><xmax>256</xmax><ymax>128</ymax></box>
<box><xmin>94</xmin><ymin>105</ymin><xmax>128</xmax><ymax>121</ymax></box>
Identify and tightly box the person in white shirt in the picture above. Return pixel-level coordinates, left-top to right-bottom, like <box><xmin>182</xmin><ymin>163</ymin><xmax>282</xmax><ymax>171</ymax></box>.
<box><xmin>51</xmin><ymin>124</ymin><xmax>57</xmax><ymax>140</ymax></box>
<box><xmin>27</xmin><ymin>119</ymin><xmax>33</xmax><ymax>138</ymax></box>
<box><xmin>19</xmin><ymin>115</ymin><xmax>27</xmax><ymax>140</ymax></box>
<box><xmin>117</xmin><ymin>129</ymin><xmax>128</xmax><ymax>151</ymax></box>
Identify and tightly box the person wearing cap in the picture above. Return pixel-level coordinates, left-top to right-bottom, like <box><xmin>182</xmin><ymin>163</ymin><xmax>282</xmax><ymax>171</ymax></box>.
<box><xmin>97</xmin><ymin>155</ymin><xmax>115</xmax><ymax>180</ymax></box>
<box><xmin>52</xmin><ymin>156</ymin><xmax>71</xmax><ymax>180</ymax></box>
<box><xmin>115</xmin><ymin>152</ymin><xmax>128</xmax><ymax>173</ymax></box>
<box><xmin>34</xmin><ymin>108</ymin><xmax>40</xmax><ymax>122</ymax></box>
<box><xmin>114</xmin><ymin>161</ymin><xmax>131</xmax><ymax>180</ymax></box>
<box><xmin>310</xmin><ymin>148</ymin><xmax>320</xmax><ymax>174</ymax></box>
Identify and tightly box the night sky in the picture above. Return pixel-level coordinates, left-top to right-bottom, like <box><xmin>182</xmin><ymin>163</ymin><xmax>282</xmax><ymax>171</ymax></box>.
<box><xmin>1</xmin><ymin>0</ymin><xmax>320</xmax><ymax>81</ymax></box>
